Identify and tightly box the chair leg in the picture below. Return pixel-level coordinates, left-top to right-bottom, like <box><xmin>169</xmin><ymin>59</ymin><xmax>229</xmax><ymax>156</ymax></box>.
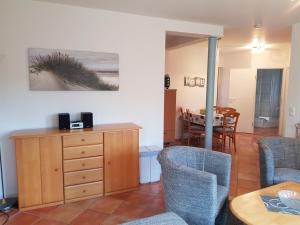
<box><xmin>222</xmin><ymin>135</ymin><xmax>226</xmax><ymax>152</ymax></box>
<box><xmin>233</xmin><ymin>134</ymin><xmax>237</xmax><ymax>152</ymax></box>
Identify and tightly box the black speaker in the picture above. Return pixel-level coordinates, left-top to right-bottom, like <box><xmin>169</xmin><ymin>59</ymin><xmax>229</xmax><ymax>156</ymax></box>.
<box><xmin>81</xmin><ymin>112</ymin><xmax>93</xmax><ymax>128</ymax></box>
<box><xmin>58</xmin><ymin>113</ymin><xmax>70</xmax><ymax>130</ymax></box>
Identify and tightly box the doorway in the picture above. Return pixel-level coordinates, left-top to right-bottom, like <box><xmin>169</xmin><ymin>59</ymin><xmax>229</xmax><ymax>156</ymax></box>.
<box><xmin>254</xmin><ymin>69</ymin><xmax>283</xmax><ymax>135</ymax></box>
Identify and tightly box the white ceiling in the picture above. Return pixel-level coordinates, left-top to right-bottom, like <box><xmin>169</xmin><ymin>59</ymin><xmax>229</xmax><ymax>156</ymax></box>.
<box><xmin>39</xmin><ymin>0</ymin><xmax>300</xmax><ymax>48</ymax></box>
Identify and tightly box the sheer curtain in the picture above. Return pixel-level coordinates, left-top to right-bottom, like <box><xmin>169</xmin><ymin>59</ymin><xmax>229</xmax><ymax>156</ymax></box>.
<box><xmin>255</xmin><ymin>69</ymin><xmax>283</xmax><ymax>118</ymax></box>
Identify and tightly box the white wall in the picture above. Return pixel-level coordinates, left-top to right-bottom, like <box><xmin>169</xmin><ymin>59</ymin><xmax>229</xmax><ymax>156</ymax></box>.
<box><xmin>218</xmin><ymin>47</ymin><xmax>290</xmax><ymax>133</ymax></box>
<box><xmin>285</xmin><ymin>23</ymin><xmax>300</xmax><ymax>137</ymax></box>
<box><xmin>165</xmin><ymin>41</ymin><xmax>220</xmax><ymax>139</ymax></box>
<box><xmin>0</xmin><ymin>0</ymin><xmax>223</xmax><ymax>197</ymax></box>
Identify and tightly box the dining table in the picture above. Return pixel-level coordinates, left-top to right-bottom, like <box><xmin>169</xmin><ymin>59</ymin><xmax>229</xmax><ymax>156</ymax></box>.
<box><xmin>191</xmin><ymin>113</ymin><xmax>224</xmax><ymax>127</ymax></box>
<box><xmin>230</xmin><ymin>182</ymin><xmax>300</xmax><ymax>225</ymax></box>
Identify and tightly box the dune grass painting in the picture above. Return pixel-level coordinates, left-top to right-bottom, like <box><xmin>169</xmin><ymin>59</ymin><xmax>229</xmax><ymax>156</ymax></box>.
<box><xmin>28</xmin><ymin>48</ymin><xmax>119</xmax><ymax>91</ymax></box>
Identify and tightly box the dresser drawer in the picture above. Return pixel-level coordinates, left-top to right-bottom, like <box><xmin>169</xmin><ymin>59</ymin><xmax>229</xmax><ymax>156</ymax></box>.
<box><xmin>63</xmin><ymin>144</ymin><xmax>103</xmax><ymax>160</ymax></box>
<box><xmin>63</xmin><ymin>133</ymin><xmax>103</xmax><ymax>147</ymax></box>
<box><xmin>64</xmin><ymin>182</ymin><xmax>103</xmax><ymax>200</ymax></box>
<box><xmin>64</xmin><ymin>156</ymin><xmax>103</xmax><ymax>172</ymax></box>
<box><xmin>64</xmin><ymin>168</ymin><xmax>103</xmax><ymax>186</ymax></box>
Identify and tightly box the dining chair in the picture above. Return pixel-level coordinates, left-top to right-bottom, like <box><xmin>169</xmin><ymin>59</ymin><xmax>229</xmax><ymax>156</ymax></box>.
<box><xmin>213</xmin><ymin>112</ymin><xmax>240</xmax><ymax>152</ymax></box>
<box><xmin>220</xmin><ymin>107</ymin><xmax>236</xmax><ymax>114</ymax></box>
<box><xmin>213</xmin><ymin>106</ymin><xmax>223</xmax><ymax>114</ymax></box>
<box><xmin>180</xmin><ymin>109</ymin><xmax>205</xmax><ymax>146</ymax></box>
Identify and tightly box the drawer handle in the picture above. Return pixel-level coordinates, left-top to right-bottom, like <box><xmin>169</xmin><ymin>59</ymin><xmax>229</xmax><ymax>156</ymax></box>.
<box><xmin>54</xmin><ymin>168</ymin><xmax>59</xmax><ymax>172</ymax></box>
<box><xmin>82</xmin><ymin>189</ymin><xmax>86</xmax><ymax>193</ymax></box>
<box><xmin>81</xmin><ymin>151</ymin><xmax>85</xmax><ymax>154</ymax></box>
<box><xmin>82</xmin><ymin>163</ymin><xmax>86</xmax><ymax>167</ymax></box>
<box><xmin>82</xmin><ymin>176</ymin><xmax>86</xmax><ymax>179</ymax></box>
<box><xmin>81</xmin><ymin>138</ymin><xmax>85</xmax><ymax>142</ymax></box>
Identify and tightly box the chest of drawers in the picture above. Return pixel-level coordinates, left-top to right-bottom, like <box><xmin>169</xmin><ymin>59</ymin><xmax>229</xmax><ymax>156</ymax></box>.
<box><xmin>62</xmin><ymin>133</ymin><xmax>104</xmax><ymax>202</ymax></box>
<box><xmin>11</xmin><ymin>123</ymin><xmax>140</xmax><ymax>211</ymax></box>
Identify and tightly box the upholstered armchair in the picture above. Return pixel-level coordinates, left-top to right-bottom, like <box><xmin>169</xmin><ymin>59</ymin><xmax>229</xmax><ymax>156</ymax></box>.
<box><xmin>258</xmin><ymin>137</ymin><xmax>300</xmax><ymax>188</ymax></box>
<box><xmin>157</xmin><ymin>146</ymin><xmax>232</xmax><ymax>225</ymax></box>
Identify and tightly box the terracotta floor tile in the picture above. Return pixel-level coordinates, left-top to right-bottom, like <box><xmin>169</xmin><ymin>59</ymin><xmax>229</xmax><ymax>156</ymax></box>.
<box><xmin>6</xmin><ymin>212</ymin><xmax>40</xmax><ymax>225</ymax></box>
<box><xmin>114</xmin><ymin>202</ymin><xmax>148</xmax><ymax>220</ymax></box>
<box><xmin>33</xmin><ymin>218</ymin><xmax>66</xmax><ymax>225</ymax></box>
<box><xmin>102</xmin><ymin>214</ymin><xmax>130</xmax><ymax>225</ymax></box>
<box><xmin>43</xmin><ymin>205</ymin><xmax>83</xmax><ymax>224</ymax></box>
<box><xmin>110</xmin><ymin>192</ymin><xmax>131</xmax><ymax>201</ymax></box>
<box><xmin>27</xmin><ymin>206</ymin><xmax>59</xmax><ymax>218</ymax></box>
<box><xmin>68</xmin><ymin>198</ymin><xmax>98</xmax><ymax>210</ymax></box>
<box><xmin>70</xmin><ymin>210</ymin><xmax>109</xmax><ymax>225</ymax></box>
<box><xmin>124</xmin><ymin>192</ymin><xmax>157</xmax><ymax>206</ymax></box>
<box><xmin>137</xmin><ymin>182</ymin><xmax>162</xmax><ymax>195</ymax></box>
<box><xmin>88</xmin><ymin>197</ymin><xmax>124</xmax><ymax>214</ymax></box>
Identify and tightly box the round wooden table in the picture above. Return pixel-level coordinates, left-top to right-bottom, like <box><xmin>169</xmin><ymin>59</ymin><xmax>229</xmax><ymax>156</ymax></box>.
<box><xmin>230</xmin><ymin>182</ymin><xmax>300</xmax><ymax>225</ymax></box>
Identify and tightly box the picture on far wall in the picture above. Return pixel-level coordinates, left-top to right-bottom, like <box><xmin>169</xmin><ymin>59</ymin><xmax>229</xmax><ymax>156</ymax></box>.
<box><xmin>28</xmin><ymin>48</ymin><xmax>119</xmax><ymax>91</ymax></box>
<box><xmin>184</xmin><ymin>76</ymin><xmax>205</xmax><ymax>87</ymax></box>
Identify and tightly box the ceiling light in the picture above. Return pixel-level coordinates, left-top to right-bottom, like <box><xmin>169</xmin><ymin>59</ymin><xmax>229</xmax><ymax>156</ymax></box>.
<box><xmin>252</xmin><ymin>41</ymin><xmax>266</xmax><ymax>53</ymax></box>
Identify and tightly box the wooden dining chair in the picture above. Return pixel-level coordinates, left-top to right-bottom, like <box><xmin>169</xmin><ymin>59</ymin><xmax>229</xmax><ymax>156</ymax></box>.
<box><xmin>213</xmin><ymin>106</ymin><xmax>223</xmax><ymax>114</ymax></box>
<box><xmin>180</xmin><ymin>109</ymin><xmax>205</xmax><ymax>146</ymax></box>
<box><xmin>221</xmin><ymin>107</ymin><xmax>237</xmax><ymax>114</ymax></box>
<box><xmin>213</xmin><ymin>111</ymin><xmax>240</xmax><ymax>152</ymax></box>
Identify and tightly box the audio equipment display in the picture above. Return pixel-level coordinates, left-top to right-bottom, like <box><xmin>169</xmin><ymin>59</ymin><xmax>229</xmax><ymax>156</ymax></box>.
<box><xmin>58</xmin><ymin>113</ymin><xmax>70</xmax><ymax>130</ymax></box>
<box><xmin>70</xmin><ymin>121</ymin><xmax>84</xmax><ymax>129</ymax></box>
<box><xmin>81</xmin><ymin>112</ymin><xmax>93</xmax><ymax>128</ymax></box>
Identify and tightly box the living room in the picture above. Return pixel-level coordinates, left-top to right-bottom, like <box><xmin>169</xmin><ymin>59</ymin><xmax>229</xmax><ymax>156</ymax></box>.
<box><xmin>1</xmin><ymin>0</ymin><xmax>300</xmax><ymax>225</ymax></box>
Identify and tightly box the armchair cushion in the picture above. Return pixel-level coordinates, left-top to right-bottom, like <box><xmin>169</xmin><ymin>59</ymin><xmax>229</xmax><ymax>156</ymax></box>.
<box><xmin>274</xmin><ymin>168</ymin><xmax>300</xmax><ymax>184</ymax></box>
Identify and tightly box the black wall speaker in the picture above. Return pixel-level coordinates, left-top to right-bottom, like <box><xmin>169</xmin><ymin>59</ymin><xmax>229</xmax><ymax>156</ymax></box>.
<box><xmin>81</xmin><ymin>112</ymin><xmax>93</xmax><ymax>128</ymax></box>
<box><xmin>58</xmin><ymin>113</ymin><xmax>70</xmax><ymax>130</ymax></box>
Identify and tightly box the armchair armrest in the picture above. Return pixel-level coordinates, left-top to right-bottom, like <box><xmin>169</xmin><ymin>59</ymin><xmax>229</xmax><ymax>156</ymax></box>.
<box><xmin>258</xmin><ymin>142</ymin><xmax>275</xmax><ymax>188</ymax></box>
<box><xmin>204</xmin><ymin>151</ymin><xmax>232</xmax><ymax>188</ymax></box>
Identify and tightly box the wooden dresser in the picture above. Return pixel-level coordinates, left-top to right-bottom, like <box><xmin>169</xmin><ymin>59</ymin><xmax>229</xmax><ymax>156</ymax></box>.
<box><xmin>11</xmin><ymin>123</ymin><xmax>141</xmax><ymax>211</ymax></box>
<box><xmin>164</xmin><ymin>89</ymin><xmax>176</xmax><ymax>143</ymax></box>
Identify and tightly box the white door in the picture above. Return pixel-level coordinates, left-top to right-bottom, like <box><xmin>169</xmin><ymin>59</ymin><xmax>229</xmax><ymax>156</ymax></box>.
<box><xmin>229</xmin><ymin>69</ymin><xmax>256</xmax><ymax>133</ymax></box>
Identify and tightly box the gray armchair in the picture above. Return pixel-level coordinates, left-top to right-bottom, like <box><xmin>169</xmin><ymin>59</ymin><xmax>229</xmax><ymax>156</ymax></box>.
<box><xmin>157</xmin><ymin>146</ymin><xmax>232</xmax><ymax>225</ymax></box>
<box><xmin>258</xmin><ymin>137</ymin><xmax>300</xmax><ymax>188</ymax></box>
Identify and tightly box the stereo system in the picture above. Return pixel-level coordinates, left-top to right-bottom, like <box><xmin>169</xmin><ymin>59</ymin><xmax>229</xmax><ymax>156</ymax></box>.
<box><xmin>81</xmin><ymin>112</ymin><xmax>93</xmax><ymax>128</ymax></box>
<box><xmin>58</xmin><ymin>112</ymin><xmax>93</xmax><ymax>130</ymax></box>
<box><xmin>58</xmin><ymin>113</ymin><xmax>70</xmax><ymax>130</ymax></box>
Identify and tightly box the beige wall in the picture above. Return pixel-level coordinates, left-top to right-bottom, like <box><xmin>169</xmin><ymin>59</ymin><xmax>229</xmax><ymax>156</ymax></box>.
<box><xmin>165</xmin><ymin>41</ymin><xmax>219</xmax><ymax>139</ymax></box>
<box><xmin>285</xmin><ymin>23</ymin><xmax>300</xmax><ymax>137</ymax></box>
<box><xmin>218</xmin><ymin>46</ymin><xmax>290</xmax><ymax>133</ymax></box>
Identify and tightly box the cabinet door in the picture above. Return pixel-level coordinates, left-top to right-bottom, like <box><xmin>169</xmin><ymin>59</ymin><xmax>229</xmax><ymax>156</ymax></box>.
<box><xmin>40</xmin><ymin>136</ymin><xmax>64</xmax><ymax>204</ymax></box>
<box><xmin>15</xmin><ymin>138</ymin><xmax>42</xmax><ymax>208</ymax></box>
<box><xmin>104</xmin><ymin>130</ymin><xmax>139</xmax><ymax>193</ymax></box>
<box><xmin>164</xmin><ymin>90</ymin><xmax>176</xmax><ymax>142</ymax></box>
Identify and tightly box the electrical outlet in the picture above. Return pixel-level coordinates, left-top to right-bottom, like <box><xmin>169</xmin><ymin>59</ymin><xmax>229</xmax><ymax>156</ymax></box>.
<box><xmin>289</xmin><ymin>107</ymin><xmax>296</xmax><ymax>117</ymax></box>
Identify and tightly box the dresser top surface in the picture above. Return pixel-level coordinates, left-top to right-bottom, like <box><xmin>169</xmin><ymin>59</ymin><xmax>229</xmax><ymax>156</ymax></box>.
<box><xmin>11</xmin><ymin>123</ymin><xmax>141</xmax><ymax>139</ymax></box>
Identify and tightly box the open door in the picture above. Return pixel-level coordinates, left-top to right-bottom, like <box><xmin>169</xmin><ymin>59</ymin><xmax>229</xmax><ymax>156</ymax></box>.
<box><xmin>228</xmin><ymin>69</ymin><xmax>256</xmax><ymax>133</ymax></box>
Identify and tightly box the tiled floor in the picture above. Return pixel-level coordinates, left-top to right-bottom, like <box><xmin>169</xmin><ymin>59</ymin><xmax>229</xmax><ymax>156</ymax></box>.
<box><xmin>1</xmin><ymin>129</ymin><xmax>278</xmax><ymax>225</ymax></box>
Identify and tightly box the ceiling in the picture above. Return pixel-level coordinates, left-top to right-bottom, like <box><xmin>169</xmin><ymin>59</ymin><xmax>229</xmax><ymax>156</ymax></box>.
<box><xmin>39</xmin><ymin>0</ymin><xmax>300</xmax><ymax>49</ymax></box>
<box><xmin>166</xmin><ymin>33</ymin><xmax>205</xmax><ymax>49</ymax></box>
